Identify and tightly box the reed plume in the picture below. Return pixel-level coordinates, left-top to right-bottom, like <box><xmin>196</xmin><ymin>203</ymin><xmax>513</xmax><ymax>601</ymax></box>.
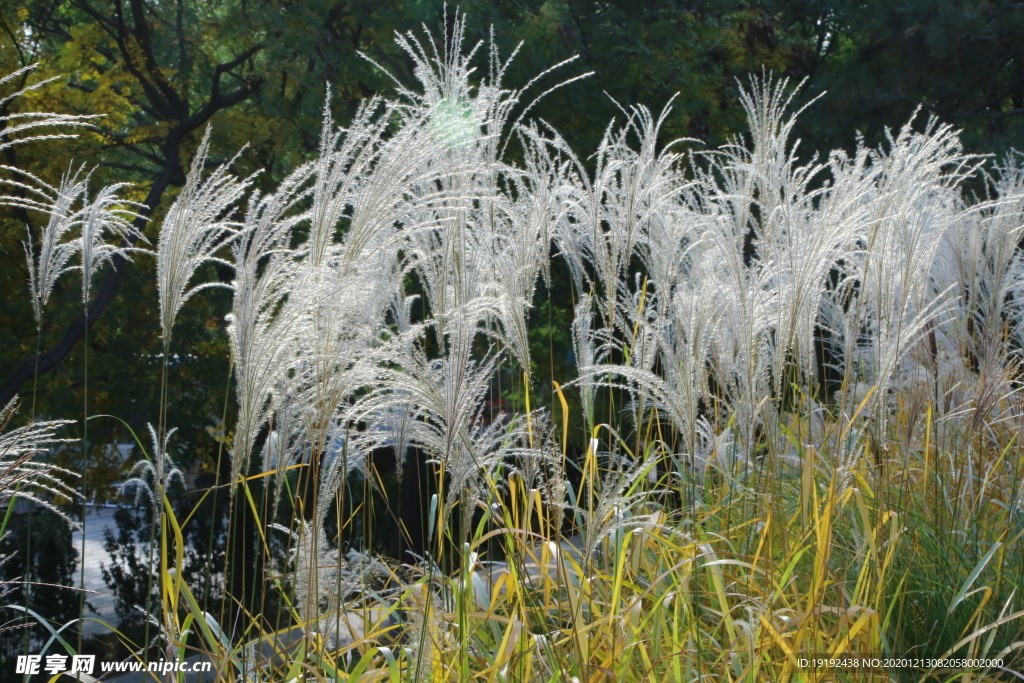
<box><xmin>157</xmin><ymin>127</ymin><xmax>251</xmax><ymax>344</ymax></box>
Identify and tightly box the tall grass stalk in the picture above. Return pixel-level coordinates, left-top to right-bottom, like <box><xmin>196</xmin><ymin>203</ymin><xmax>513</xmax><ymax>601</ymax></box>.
<box><xmin>74</xmin><ymin>179</ymin><xmax>141</xmax><ymax>653</ymax></box>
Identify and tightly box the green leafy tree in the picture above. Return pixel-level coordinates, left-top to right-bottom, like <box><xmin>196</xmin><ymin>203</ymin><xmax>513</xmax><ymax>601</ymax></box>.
<box><xmin>766</xmin><ymin>0</ymin><xmax>1024</xmax><ymax>155</ymax></box>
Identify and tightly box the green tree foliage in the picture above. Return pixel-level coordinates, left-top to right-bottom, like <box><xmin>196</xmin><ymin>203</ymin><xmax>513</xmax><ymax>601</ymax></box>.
<box><xmin>770</xmin><ymin>0</ymin><xmax>1024</xmax><ymax>154</ymax></box>
<box><xmin>460</xmin><ymin>0</ymin><xmax>804</xmax><ymax>151</ymax></box>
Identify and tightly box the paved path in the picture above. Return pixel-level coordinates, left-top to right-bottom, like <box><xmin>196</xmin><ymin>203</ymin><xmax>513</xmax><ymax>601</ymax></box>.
<box><xmin>70</xmin><ymin>506</ymin><xmax>121</xmax><ymax>637</ymax></box>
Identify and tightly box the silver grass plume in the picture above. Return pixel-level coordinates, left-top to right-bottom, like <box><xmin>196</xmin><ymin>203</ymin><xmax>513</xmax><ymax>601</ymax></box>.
<box><xmin>116</xmin><ymin>426</ymin><xmax>181</xmax><ymax>633</ymax></box>
<box><xmin>376</xmin><ymin>12</ymin><xmax>584</xmax><ymax>367</ymax></box>
<box><xmin>376</xmin><ymin>293</ymin><xmax>421</xmax><ymax>484</ymax></box>
<box><xmin>287</xmin><ymin>89</ymin><xmax>424</xmax><ymax>498</ymax></box>
<box><xmin>985</xmin><ymin>158</ymin><xmax>1024</xmax><ymax>360</ymax></box>
<box><xmin>8</xmin><ymin>164</ymin><xmax>90</xmax><ymax>327</ymax></box>
<box><xmin>80</xmin><ymin>183</ymin><xmax>146</xmax><ymax>303</ymax></box>
<box><xmin>940</xmin><ymin>155</ymin><xmax>1024</xmax><ymax>368</ymax></box>
<box><xmin>0</xmin><ymin>397</ymin><xmax>79</xmax><ymax>527</ymax></box>
<box><xmin>438</xmin><ymin>412</ymin><xmax>527</xmax><ymax>541</ymax></box>
<box><xmin>157</xmin><ymin>127</ymin><xmax>252</xmax><ymax>344</ymax></box>
<box><xmin>690</xmin><ymin>78</ymin><xmax>818</xmax><ymax>454</ymax></box>
<box><xmin>355</xmin><ymin>30</ymin><xmax>585</xmax><ymax>550</ymax></box>
<box><xmin>578</xmin><ymin>443</ymin><xmax>658</xmax><ymax>562</ymax></box>
<box><xmin>378</xmin><ymin>12</ymin><xmax>587</xmax><ymax>170</ymax></box>
<box><xmin>563</xmin><ymin>102</ymin><xmax>685</xmax><ymax>336</ymax></box>
<box><xmin>290</xmin><ymin>521</ymin><xmax>349</xmax><ymax>639</ymax></box>
<box><xmin>923</xmin><ymin>156</ymin><xmax>1024</xmax><ymax>432</ymax></box>
<box><xmin>262</xmin><ymin>377</ymin><xmax>305</xmax><ymax>514</ymax></box>
<box><xmin>847</xmin><ymin>114</ymin><xmax>978</xmax><ymax>435</ymax></box>
<box><xmin>0</xmin><ymin>65</ymin><xmax>99</xmax><ymax>152</ymax></box>
<box><xmin>558</xmin><ymin>102</ymin><xmax>696</xmax><ymax>456</ymax></box>
<box><xmin>508</xmin><ymin>411</ymin><xmax>567</xmax><ymax>529</ymax></box>
<box><xmin>305</xmin><ymin>94</ymin><xmax>389</xmax><ymax>271</ymax></box>
<box><xmin>512</xmin><ymin>123</ymin><xmax>577</xmax><ymax>289</ymax></box>
<box><xmin>363</xmin><ymin>321</ymin><xmax>501</xmax><ymax>543</ymax></box>
<box><xmin>120</xmin><ymin>425</ymin><xmax>185</xmax><ymax>508</ymax></box>
<box><xmin>228</xmin><ymin>161</ymin><xmax>313</xmax><ymax>489</ymax></box>
<box><xmin>292</xmin><ymin>14</ymin><xmax>559</xmax><ymax>542</ymax></box>
<box><xmin>481</xmin><ymin>135</ymin><xmax>570</xmax><ymax>373</ymax></box>
<box><xmin>287</xmin><ymin>521</ymin><xmax>388</xmax><ymax>646</ymax></box>
<box><xmin>571</xmin><ymin>297</ymin><xmax>600</xmax><ymax>429</ymax></box>
<box><xmin>727</xmin><ymin>76</ymin><xmax>839</xmax><ymax>400</ymax></box>
<box><xmin>289</xmin><ymin>258</ymin><xmax>393</xmax><ymax>509</ymax></box>
<box><xmin>632</xmin><ymin>180</ymin><xmax>716</xmax><ymax>458</ymax></box>
<box><xmin>1</xmin><ymin>67</ymin><xmax>126</xmax><ymax>323</ymax></box>
<box><xmin>810</xmin><ymin>137</ymin><xmax>882</xmax><ymax>404</ymax></box>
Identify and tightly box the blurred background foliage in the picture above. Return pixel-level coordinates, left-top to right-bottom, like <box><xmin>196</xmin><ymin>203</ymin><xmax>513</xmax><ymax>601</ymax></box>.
<box><xmin>2</xmin><ymin>0</ymin><xmax>1024</xmax><ymax>481</ymax></box>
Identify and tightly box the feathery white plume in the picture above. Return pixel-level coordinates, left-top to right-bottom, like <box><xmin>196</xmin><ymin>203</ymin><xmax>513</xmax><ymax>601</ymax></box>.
<box><xmin>157</xmin><ymin>127</ymin><xmax>251</xmax><ymax>343</ymax></box>
<box><xmin>80</xmin><ymin>183</ymin><xmax>146</xmax><ymax>303</ymax></box>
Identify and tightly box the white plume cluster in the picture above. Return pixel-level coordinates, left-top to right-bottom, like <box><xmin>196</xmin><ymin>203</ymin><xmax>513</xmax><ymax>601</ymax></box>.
<box><xmin>131</xmin><ymin>16</ymin><xmax>1024</xmax><ymax>580</ymax></box>
<box><xmin>0</xmin><ymin>65</ymin><xmax>98</xmax><ymax>154</ymax></box>
<box><xmin>560</xmin><ymin>76</ymin><xmax>1024</xmax><ymax>493</ymax></box>
<box><xmin>2</xmin><ymin>13</ymin><xmax>1010</xmax><ymax>646</ymax></box>
<box><xmin>2</xmin><ymin>67</ymin><xmax>142</xmax><ymax>328</ymax></box>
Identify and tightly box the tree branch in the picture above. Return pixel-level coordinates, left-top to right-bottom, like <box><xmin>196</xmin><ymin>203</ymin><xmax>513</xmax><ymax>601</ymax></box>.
<box><xmin>127</xmin><ymin>0</ymin><xmax>186</xmax><ymax>116</ymax></box>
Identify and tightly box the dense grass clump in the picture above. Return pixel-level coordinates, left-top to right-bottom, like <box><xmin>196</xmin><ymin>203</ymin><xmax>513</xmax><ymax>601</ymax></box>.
<box><xmin>3</xmin><ymin>15</ymin><xmax>1024</xmax><ymax>682</ymax></box>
